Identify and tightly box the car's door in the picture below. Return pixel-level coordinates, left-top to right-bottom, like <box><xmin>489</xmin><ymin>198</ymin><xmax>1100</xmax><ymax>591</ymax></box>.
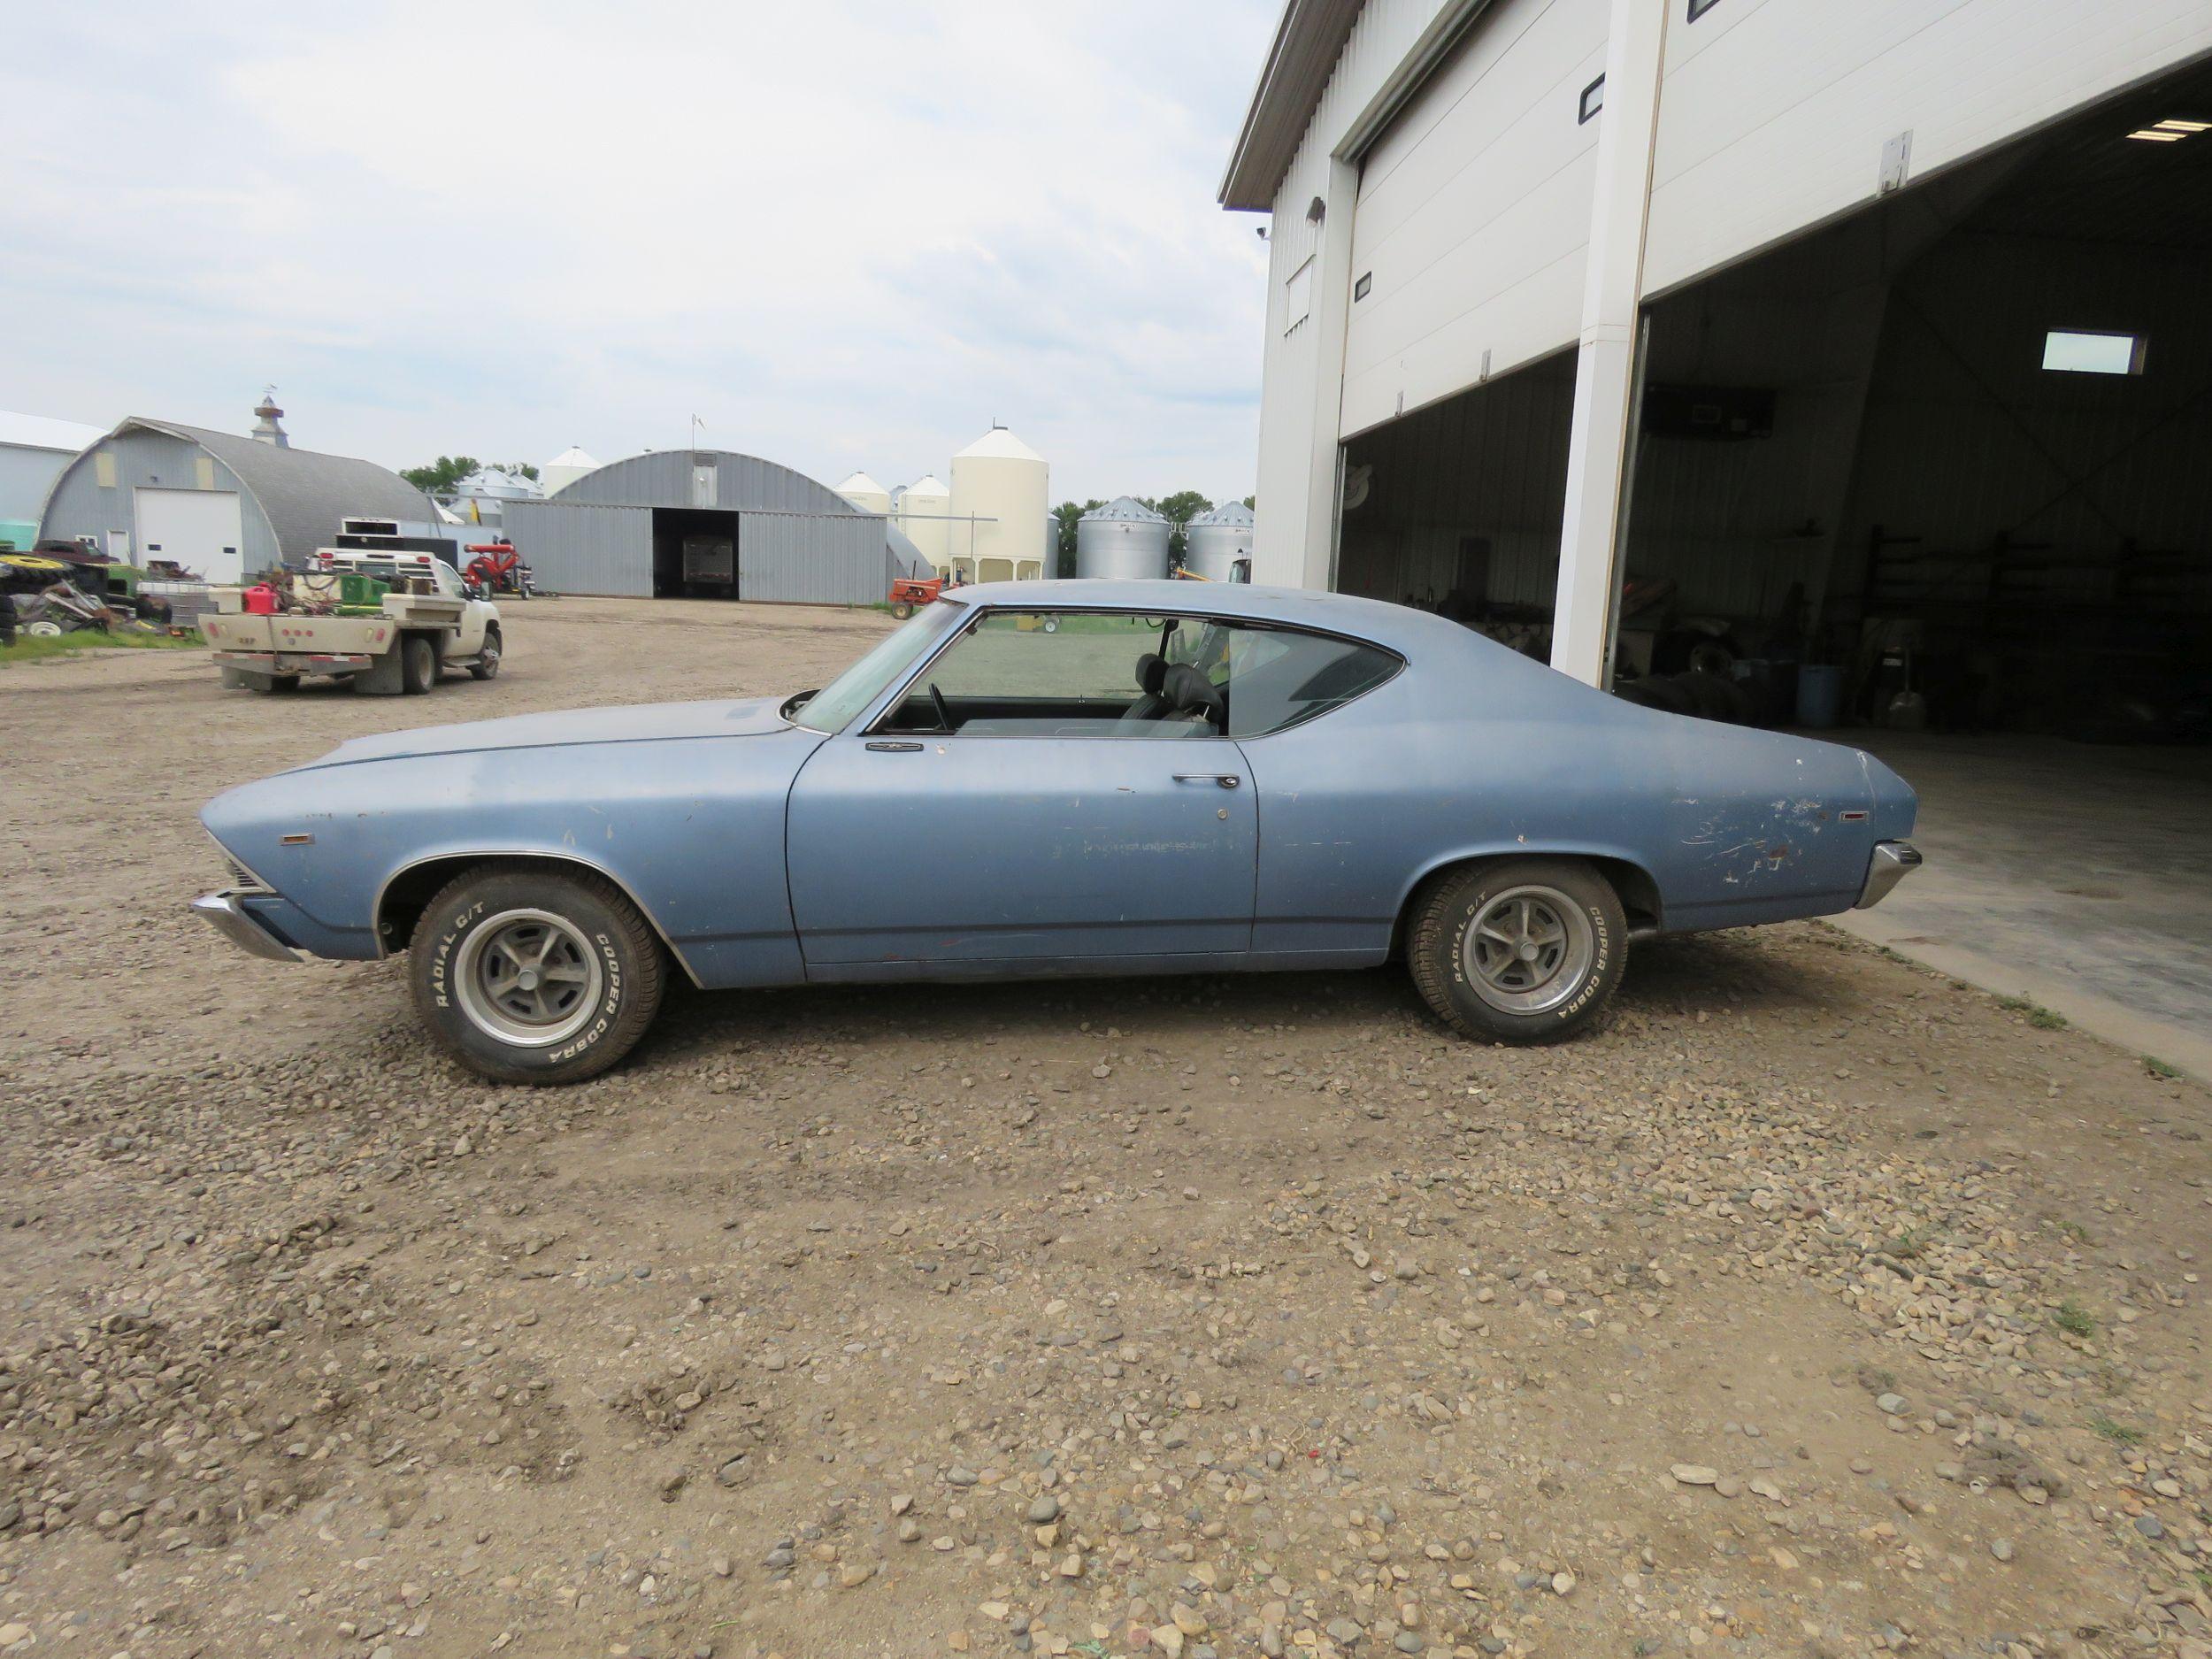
<box><xmin>785</xmin><ymin>606</ymin><xmax>1258</xmax><ymax>974</ymax></box>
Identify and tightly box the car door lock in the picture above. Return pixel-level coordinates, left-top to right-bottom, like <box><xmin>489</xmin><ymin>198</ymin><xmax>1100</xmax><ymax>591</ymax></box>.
<box><xmin>1174</xmin><ymin>773</ymin><xmax>1241</xmax><ymax>789</ymax></box>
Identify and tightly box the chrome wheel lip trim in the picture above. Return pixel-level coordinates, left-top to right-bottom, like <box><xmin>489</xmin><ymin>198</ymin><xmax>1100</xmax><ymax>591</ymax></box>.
<box><xmin>452</xmin><ymin>907</ymin><xmax>604</xmax><ymax>1048</ymax></box>
<box><xmin>1460</xmin><ymin>885</ymin><xmax>1596</xmax><ymax>1015</ymax></box>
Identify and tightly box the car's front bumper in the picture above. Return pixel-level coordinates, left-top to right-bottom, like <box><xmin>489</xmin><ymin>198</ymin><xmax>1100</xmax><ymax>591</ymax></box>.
<box><xmin>191</xmin><ymin>888</ymin><xmax>308</xmax><ymax>963</ymax></box>
<box><xmin>1854</xmin><ymin>841</ymin><xmax>1924</xmax><ymax>910</ymax></box>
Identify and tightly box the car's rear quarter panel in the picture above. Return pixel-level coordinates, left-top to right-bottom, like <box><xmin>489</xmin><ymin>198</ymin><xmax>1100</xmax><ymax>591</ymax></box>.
<box><xmin>1242</xmin><ymin>624</ymin><xmax>1884</xmax><ymax>949</ymax></box>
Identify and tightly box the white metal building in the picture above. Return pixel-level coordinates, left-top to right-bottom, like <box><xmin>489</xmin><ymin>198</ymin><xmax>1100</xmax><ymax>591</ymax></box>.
<box><xmin>0</xmin><ymin>411</ymin><xmax>106</xmax><ymax>550</ymax></box>
<box><xmin>1225</xmin><ymin>0</ymin><xmax>2212</xmax><ymax>703</ymax></box>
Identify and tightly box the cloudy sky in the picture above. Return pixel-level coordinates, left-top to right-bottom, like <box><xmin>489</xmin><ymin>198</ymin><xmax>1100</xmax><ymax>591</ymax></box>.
<box><xmin>5</xmin><ymin>2</ymin><xmax>1279</xmax><ymax>505</ymax></box>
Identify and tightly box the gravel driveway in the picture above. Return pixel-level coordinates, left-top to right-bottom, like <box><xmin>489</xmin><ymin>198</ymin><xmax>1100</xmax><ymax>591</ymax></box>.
<box><xmin>2</xmin><ymin>598</ymin><xmax>2208</xmax><ymax>1659</ymax></box>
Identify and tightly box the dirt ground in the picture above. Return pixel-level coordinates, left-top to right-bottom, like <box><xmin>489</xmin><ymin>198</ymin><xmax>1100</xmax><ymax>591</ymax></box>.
<box><xmin>2</xmin><ymin>596</ymin><xmax>2208</xmax><ymax>1659</ymax></box>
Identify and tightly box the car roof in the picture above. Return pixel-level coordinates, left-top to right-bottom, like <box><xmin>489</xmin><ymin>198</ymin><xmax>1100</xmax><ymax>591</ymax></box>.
<box><xmin>941</xmin><ymin>579</ymin><xmax>1460</xmax><ymax>655</ymax></box>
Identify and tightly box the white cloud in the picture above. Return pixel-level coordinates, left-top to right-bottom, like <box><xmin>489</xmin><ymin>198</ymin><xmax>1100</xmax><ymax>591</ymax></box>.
<box><xmin>2</xmin><ymin>0</ymin><xmax>1278</xmax><ymax>503</ymax></box>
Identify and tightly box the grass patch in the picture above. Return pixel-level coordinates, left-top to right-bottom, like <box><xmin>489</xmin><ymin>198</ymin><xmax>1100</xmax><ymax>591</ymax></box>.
<box><xmin>2052</xmin><ymin>1299</ymin><xmax>2097</xmax><ymax>1339</ymax></box>
<box><xmin>2088</xmin><ymin>1415</ymin><xmax>2143</xmax><ymax>1448</ymax></box>
<box><xmin>1998</xmin><ymin>995</ymin><xmax>2068</xmax><ymax>1031</ymax></box>
<box><xmin>1891</xmin><ymin>1225</ymin><xmax>1935</xmax><ymax>1260</ymax></box>
<box><xmin>0</xmin><ymin>629</ymin><xmax>201</xmax><ymax>667</ymax></box>
<box><xmin>2054</xmin><ymin>1219</ymin><xmax>2092</xmax><ymax>1246</ymax></box>
<box><xmin>2143</xmin><ymin>1056</ymin><xmax>2181</xmax><ymax>1080</ymax></box>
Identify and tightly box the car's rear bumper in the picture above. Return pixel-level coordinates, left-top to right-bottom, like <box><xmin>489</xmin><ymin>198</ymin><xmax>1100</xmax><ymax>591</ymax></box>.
<box><xmin>191</xmin><ymin>888</ymin><xmax>308</xmax><ymax>963</ymax></box>
<box><xmin>1854</xmin><ymin>841</ymin><xmax>1923</xmax><ymax>910</ymax></box>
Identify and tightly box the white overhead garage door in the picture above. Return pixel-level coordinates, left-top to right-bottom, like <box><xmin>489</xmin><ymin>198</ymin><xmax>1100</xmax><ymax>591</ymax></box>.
<box><xmin>1340</xmin><ymin>0</ymin><xmax>1606</xmax><ymax>440</ymax></box>
<box><xmin>135</xmin><ymin>487</ymin><xmax>245</xmax><ymax>583</ymax></box>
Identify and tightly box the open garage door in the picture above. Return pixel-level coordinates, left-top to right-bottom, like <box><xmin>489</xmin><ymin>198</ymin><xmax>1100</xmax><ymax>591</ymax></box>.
<box><xmin>134</xmin><ymin>487</ymin><xmax>244</xmax><ymax>583</ymax></box>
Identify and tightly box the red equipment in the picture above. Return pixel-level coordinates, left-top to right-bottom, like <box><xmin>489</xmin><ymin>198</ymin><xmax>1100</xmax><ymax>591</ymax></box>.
<box><xmin>243</xmin><ymin>583</ymin><xmax>280</xmax><ymax>616</ymax></box>
<box><xmin>887</xmin><ymin>575</ymin><xmax>944</xmax><ymax>619</ymax></box>
<box><xmin>463</xmin><ymin>542</ymin><xmax>531</xmax><ymax>595</ymax></box>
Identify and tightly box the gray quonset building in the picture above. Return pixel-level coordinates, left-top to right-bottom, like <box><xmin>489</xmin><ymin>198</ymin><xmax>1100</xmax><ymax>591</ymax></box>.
<box><xmin>504</xmin><ymin>449</ymin><xmax>932</xmax><ymax>603</ymax></box>
<box><xmin>40</xmin><ymin>403</ymin><xmax>434</xmax><ymax>584</ymax></box>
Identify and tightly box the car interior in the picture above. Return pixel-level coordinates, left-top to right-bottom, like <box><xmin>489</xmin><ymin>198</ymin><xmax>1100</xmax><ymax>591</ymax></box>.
<box><xmin>876</xmin><ymin>614</ymin><xmax>1232</xmax><ymax>739</ymax></box>
<box><xmin>866</xmin><ymin>609</ymin><xmax>1404</xmax><ymax>742</ymax></box>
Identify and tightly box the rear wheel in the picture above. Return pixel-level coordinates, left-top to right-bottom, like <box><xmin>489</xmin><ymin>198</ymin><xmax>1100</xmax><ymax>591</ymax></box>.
<box><xmin>408</xmin><ymin>867</ymin><xmax>666</xmax><ymax>1084</ymax></box>
<box><xmin>1408</xmin><ymin>858</ymin><xmax>1626</xmax><ymax>1044</ymax></box>
<box><xmin>400</xmin><ymin>634</ymin><xmax>438</xmax><ymax>694</ymax></box>
<box><xmin>890</xmin><ymin>600</ymin><xmax>915</xmax><ymax>619</ymax></box>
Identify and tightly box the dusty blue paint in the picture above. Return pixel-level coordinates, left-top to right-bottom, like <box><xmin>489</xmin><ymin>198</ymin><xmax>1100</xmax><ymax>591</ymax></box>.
<box><xmin>200</xmin><ymin>581</ymin><xmax>1917</xmax><ymax>985</ymax></box>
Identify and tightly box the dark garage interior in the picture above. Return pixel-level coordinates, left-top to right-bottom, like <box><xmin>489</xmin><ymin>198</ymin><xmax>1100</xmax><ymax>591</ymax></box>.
<box><xmin>1333</xmin><ymin>55</ymin><xmax>2212</xmax><ymax>1065</ymax></box>
<box><xmin>651</xmin><ymin>507</ymin><xmax>741</xmax><ymax>600</ymax></box>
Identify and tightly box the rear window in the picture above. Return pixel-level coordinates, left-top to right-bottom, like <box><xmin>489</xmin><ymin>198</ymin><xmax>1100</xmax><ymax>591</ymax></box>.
<box><xmin>1212</xmin><ymin>626</ymin><xmax>1401</xmax><ymax>738</ymax></box>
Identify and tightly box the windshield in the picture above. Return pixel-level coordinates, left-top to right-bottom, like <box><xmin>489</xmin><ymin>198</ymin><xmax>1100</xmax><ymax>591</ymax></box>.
<box><xmin>791</xmin><ymin>602</ymin><xmax>964</xmax><ymax>733</ymax></box>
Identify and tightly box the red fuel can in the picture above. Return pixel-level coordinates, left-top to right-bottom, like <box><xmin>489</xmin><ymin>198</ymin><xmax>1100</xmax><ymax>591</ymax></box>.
<box><xmin>243</xmin><ymin>583</ymin><xmax>279</xmax><ymax>616</ymax></box>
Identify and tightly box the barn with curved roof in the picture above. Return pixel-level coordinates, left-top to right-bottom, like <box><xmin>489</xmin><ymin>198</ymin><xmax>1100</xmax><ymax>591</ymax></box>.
<box><xmin>39</xmin><ymin>403</ymin><xmax>434</xmax><ymax>583</ymax></box>
<box><xmin>506</xmin><ymin>448</ymin><xmax>931</xmax><ymax>603</ymax></box>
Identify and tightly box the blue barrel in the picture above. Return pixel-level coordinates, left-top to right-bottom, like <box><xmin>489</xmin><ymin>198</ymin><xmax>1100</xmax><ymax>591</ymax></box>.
<box><xmin>1796</xmin><ymin>664</ymin><xmax>1844</xmax><ymax>729</ymax></box>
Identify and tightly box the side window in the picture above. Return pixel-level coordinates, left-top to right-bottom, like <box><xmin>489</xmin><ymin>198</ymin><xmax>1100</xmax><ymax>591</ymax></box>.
<box><xmin>1218</xmin><ymin>626</ymin><xmax>1402</xmax><ymax>738</ymax></box>
<box><xmin>878</xmin><ymin>611</ymin><xmax>1223</xmax><ymax>739</ymax></box>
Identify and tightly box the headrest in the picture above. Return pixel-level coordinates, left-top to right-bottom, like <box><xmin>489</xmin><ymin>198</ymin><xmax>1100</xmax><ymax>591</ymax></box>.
<box><xmin>1163</xmin><ymin>662</ymin><xmax>1225</xmax><ymax>724</ymax></box>
<box><xmin>1135</xmin><ymin>653</ymin><xmax>1166</xmax><ymax>695</ymax></box>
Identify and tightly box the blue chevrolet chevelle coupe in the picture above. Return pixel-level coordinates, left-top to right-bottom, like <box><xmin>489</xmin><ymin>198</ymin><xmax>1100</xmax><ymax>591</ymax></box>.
<box><xmin>194</xmin><ymin>580</ymin><xmax>1920</xmax><ymax>1084</ymax></box>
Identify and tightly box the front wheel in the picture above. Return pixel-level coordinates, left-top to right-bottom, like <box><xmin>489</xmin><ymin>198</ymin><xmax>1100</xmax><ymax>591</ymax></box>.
<box><xmin>1408</xmin><ymin>858</ymin><xmax>1625</xmax><ymax>1044</ymax></box>
<box><xmin>409</xmin><ymin>867</ymin><xmax>666</xmax><ymax>1084</ymax></box>
<box><xmin>469</xmin><ymin>628</ymin><xmax>502</xmax><ymax>680</ymax></box>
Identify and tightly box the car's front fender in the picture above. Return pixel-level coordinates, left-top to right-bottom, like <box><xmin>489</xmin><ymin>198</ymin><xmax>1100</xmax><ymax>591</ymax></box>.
<box><xmin>200</xmin><ymin>726</ymin><xmax>826</xmax><ymax>987</ymax></box>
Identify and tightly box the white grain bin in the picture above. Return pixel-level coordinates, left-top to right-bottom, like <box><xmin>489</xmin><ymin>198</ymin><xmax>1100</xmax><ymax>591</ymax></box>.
<box><xmin>834</xmin><ymin>471</ymin><xmax>892</xmax><ymax>515</ymax></box>
<box><xmin>543</xmin><ymin>446</ymin><xmax>600</xmax><ymax>496</ymax></box>
<box><xmin>894</xmin><ymin>474</ymin><xmax>954</xmax><ymax>572</ymax></box>
<box><xmin>1182</xmin><ymin>500</ymin><xmax>1255</xmax><ymax>581</ymax></box>
<box><xmin>1076</xmin><ymin>496</ymin><xmax>1171</xmax><ymax>580</ymax></box>
<box><xmin>949</xmin><ymin>425</ymin><xmax>1049</xmax><ymax>583</ymax></box>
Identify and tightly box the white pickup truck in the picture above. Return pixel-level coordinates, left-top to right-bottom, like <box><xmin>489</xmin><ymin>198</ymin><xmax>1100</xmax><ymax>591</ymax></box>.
<box><xmin>202</xmin><ymin>550</ymin><xmax>503</xmax><ymax>695</ymax></box>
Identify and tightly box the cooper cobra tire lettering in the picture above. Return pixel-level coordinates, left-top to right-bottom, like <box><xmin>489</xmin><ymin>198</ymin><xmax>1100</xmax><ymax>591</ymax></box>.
<box><xmin>408</xmin><ymin>867</ymin><xmax>665</xmax><ymax>1086</ymax></box>
<box><xmin>1407</xmin><ymin>859</ymin><xmax>1629</xmax><ymax>1048</ymax></box>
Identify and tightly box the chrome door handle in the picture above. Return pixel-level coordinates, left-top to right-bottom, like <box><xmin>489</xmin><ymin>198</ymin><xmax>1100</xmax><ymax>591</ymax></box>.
<box><xmin>866</xmin><ymin>740</ymin><xmax>924</xmax><ymax>752</ymax></box>
<box><xmin>1173</xmin><ymin>773</ymin><xmax>1240</xmax><ymax>788</ymax></box>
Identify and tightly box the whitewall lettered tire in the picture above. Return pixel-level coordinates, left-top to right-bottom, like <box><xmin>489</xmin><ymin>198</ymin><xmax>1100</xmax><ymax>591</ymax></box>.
<box><xmin>1408</xmin><ymin>858</ymin><xmax>1625</xmax><ymax>1044</ymax></box>
<box><xmin>408</xmin><ymin>867</ymin><xmax>665</xmax><ymax>1084</ymax></box>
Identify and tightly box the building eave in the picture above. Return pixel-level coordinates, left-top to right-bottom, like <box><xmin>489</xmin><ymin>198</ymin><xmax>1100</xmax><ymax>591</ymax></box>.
<box><xmin>1217</xmin><ymin>0</ymin><xmax>1363</xmax><ymax>211</ymax></box>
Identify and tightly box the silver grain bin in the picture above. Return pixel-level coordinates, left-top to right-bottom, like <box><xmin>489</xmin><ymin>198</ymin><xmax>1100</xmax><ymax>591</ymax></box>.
<box><xmin>1182</xmin><ymin>501</ymin><xmax>1255</xmax><ymax>582</ymax></box>
<box><xmin>1075</xmin><ymin>496</ymin><xmax>1171</xmax><ymax>580</ymax></box>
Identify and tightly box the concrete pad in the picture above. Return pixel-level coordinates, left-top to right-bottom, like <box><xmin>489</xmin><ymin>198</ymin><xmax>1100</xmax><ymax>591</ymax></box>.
<box><xmin>1829</xmin><ymin>730</ymin><xmax>2212</xmax><ymax>1083</ymax></box>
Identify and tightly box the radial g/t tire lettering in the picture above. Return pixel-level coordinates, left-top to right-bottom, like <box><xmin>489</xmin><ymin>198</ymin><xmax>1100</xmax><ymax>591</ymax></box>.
<box><xmin>409</xmin><ymin>866</ymin><xmax>666</xmax><ymax>1084</ymax></box>
<box><xmin>1408</xmin><ymin>857</ymin><xmax>1626</xmax><ymax>1045</ymax></box>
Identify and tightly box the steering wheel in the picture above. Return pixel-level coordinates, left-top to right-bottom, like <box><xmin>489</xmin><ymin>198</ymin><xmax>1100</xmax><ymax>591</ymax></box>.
<box><xmin>929</xmin><ymin>681</ymin><xmax>953</xmax><ymax>733</ymax></box>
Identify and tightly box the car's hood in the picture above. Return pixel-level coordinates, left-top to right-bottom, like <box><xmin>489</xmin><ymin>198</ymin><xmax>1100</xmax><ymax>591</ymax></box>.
<box><xmin>296</xmin><ymin>695</ymin><xmax>797</xmax><ymax>770</ymax></box>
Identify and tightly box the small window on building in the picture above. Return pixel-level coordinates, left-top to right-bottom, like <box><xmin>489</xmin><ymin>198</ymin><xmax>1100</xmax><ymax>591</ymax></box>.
<box><xmin>1354</xmin><ymin>272</ymin><xmax>1372</xmax><ymax>302</ymax></box>
<box><xmin>1687</xmin><ymin>0</ymin><xmax>1723</xmax><ymax>20</ymax></box>
<box><xmin>196</xmin><ymin>457</ymin><xmax>216</xmax><ymax>490</ymax></box>
<box><xmin>2041</xmin><ymin>330</ymin><xmax>2146</xmax><ymax>375</ymax></box>
<box><xmin>1578</xmin><ymin>74</ymin><xmax>1605</xmax><ymax>124</ymax></box>
<box><xmin>94</xmin><ymin>449</ymin><xmax>118</xmax><ymax>489</ymax></box>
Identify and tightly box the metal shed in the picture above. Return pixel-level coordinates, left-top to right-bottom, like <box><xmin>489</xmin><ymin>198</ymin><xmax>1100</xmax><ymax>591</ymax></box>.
<box><xmin>38</xmin><ymin>409</ymin><xmax>434</xmax><ymax>583</ymax></box>
<box><xmin>507</xmin><ymin>448</ymin><xmax>930</xmax><ymax>603</ymax></box>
